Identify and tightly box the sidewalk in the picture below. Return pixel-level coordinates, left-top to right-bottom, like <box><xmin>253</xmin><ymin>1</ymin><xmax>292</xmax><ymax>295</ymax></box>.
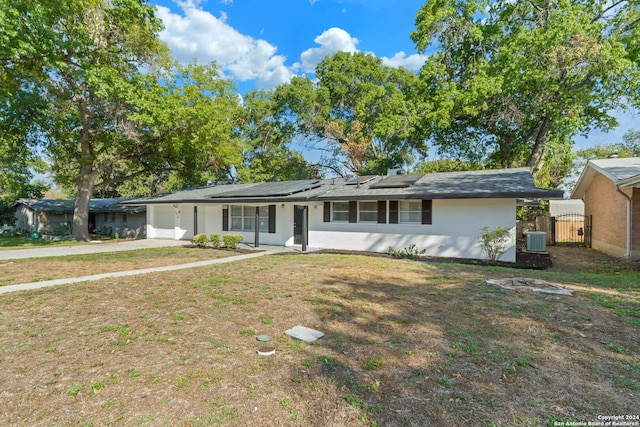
<box><xmin>0</xmin><ymin>249</ymin><xmax>276</xmax><ymax>295</ymax></box>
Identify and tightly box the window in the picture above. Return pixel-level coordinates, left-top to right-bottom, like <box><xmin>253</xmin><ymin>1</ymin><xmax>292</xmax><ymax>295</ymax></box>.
<box><xmin>230</xmin><ymin>205</ymin><xmax>270</xmax><ymax>232</ymax></box>
<box><xmin>332</xmin><ymin>202</ymin><xmax>349</xmax><ymax>222</ymax></box>
<box><xmin>359</xmin><ymin>201</ymin><xmax>378</xmax><ymax>222</ymax></box>
<box><xmin>111</xmin><ymin>212</ymin><xmax>116</xmax><ymax>223</ymax></box>
<box><xmin>399</xmin><ymin>201</ymin><xmax>422</xmax><ymax>223</ymax></box>
<box><xmin>122</xmin><ymin>213</ymin><xmax>127</xmax><ymax>223</ymax></box>
<box><xmin>103</xmin><ymin>212</ymin><xmax>109</xmax><ymax>222</ymax></box>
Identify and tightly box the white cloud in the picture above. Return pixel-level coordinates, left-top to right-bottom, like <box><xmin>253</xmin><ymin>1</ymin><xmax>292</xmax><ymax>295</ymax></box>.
<box><xmin>155</xmin><ymin>2</ymin><xmax>425</xmax><ymax>90</ymax></box>
<box><xmin>297</xmin><ymin>27</ymin><xmax>359</xmax><ymax>73</ymax></box>
<box><xmin>155</xmin><ymin>1</ymin><xmax>293</xmax><ymax>88</ymax></box>
<box><xmin>381</xmin><ymin>51</ymin><xmax>428</xmax><ymax>72</ymax></box>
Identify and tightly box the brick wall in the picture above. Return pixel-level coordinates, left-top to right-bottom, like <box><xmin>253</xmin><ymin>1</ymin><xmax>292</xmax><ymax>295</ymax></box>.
<box><xmin>632</xmin><ymin>187</ymin><xmax>640</xmax><ymax>259</ymax></box>
<box><xmin>584</xmin><ymin>174</ymin><xmax>629</xmax><ymax>257</ymax></box>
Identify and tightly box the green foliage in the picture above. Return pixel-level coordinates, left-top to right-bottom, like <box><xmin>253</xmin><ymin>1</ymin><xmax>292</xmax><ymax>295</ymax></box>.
<box><xmin>413</xmin><ymin>159</ymin><xmax>484</xmax><ymax>174</ymax></box>
<box><xmin>193</xmin><ymin>233</ymin><xmax>209</xmax><ymax>248</ymax></box>
<box><xmin>411</xmin><ymin>0</ymin><xmax>640</xmax><ymax>183</ymax></box>
<box><xmin>389</xmin><ymin>244</ymin><xmax>427</xmax><ymax>258</ymax></box>
<box><xmin>478</xmin><ymin>226</ymin><xmax>512</xmax><ymax>263</ymax></box>
<box><xmin>235</xmin><ymin>90</ymin><xmax>319</xmax><ymax>182</ymax></box>
<box><xmin>210</xmin><ymin>233</ymin><xmax>221</xmax><ymax>248</ymax></box>
<box><xmin>0</xmin><ymin>1</ymin><xmax>243</xmax><ymax>241</ymax></box>
<box><xmin>273</xmin><ymin>52</ymin><xmax>427</xmax><ymax>175</ymax></box>
<box><xmin>222</xmin><ymin>234</ymin><xmax>243</xmax><ymax>249</ymax></box>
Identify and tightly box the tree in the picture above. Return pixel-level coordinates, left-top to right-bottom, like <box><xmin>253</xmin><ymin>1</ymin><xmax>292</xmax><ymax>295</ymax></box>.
<box><xmin>235</xmin><ymin>90</ymin><xmax>319</xmax><ymax>183</ymax></box>
<box><xmin>1</xmin><ymin>1</ymin><xmax>242</xmax><ymax>240</ymax></box>
<box><xmin>274</xmin><ymin>52</ymin><xmax>427</xmax><ymax>176</ymax></box>
<box><xmin>411</xmin><ymin>0</ymin><xmax>640</xmax><ymax>185</ymax></box>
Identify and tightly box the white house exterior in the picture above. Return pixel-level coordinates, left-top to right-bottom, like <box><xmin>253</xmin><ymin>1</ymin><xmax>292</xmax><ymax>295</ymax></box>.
<box><xmin>129</xmin><ymin>168</ymin><xmax>563</xmax><ymax>263</ymax></box>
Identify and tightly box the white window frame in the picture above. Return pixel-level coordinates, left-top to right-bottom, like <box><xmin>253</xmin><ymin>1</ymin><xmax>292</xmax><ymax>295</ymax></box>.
<box><xmin>358</xmin><ymin>201</ymin><xmax>378</xmax><ymax>223</ymax></box>
<box><xmin>332</xmin><ymin>201</ymin><xmax>349</xmax><ymax>222</ymax></box>
<box><xmin>230</xmin><ymin>205</ymin><xmax>269</xmax><ymax>232</ymax></box>
<box><xmin>399</xmin><ymin>200</ymin><xmax>422</xmax><ymax>224</ymax></box>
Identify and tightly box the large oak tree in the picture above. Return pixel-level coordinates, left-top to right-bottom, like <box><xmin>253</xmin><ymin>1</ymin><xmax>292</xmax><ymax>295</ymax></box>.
<box><xmin>274</xmin><ymin>52</ymin><xmax>427</xmax><ymax>176</ymax></box>
<box><xmin>411</xmin><ymin>0</ymin><xmax>640</xmax><ymax>185</ymax></box>
<box><xmin>1</xmin><ymin>0</ymin><xmax>242</xmax><ymax>240</ymax></box>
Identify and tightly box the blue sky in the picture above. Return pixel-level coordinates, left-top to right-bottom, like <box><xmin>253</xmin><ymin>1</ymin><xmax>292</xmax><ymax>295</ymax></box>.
<box><xmin>151</xmin><ymin>0</ymin><xmax>637</xmax><ymax>152</ymax></box>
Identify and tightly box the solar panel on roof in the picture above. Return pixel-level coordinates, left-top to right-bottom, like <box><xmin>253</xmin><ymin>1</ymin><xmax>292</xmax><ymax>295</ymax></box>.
<box><xmin>345</xmin><ymin>176</ymin><xmax>376</xmax><ymax>185</ymax></box>
<box><xmin>369</xmin><ymin>174</ymin><xmax>422</xmax><ymax>189</ymax></box>
<box><xmin>208</xmin><ymin>180</ymin><xmax>321</xmax><ymax>198</ymax></box>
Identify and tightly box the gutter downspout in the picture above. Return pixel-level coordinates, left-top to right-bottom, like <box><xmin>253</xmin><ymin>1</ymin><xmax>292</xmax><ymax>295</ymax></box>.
<box><xmin>615</xmin><ymin>183</ymin><xmax>632</xmax><ymax>258</ymax></box>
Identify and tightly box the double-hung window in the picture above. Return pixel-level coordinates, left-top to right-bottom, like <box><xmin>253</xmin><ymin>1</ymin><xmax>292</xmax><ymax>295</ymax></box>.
<box><xmin>358</xmin><ymin>201</ymin><xmax>378</xmax><ymax>222</ymax></box>
<box><xmin>399</xmin><ymin>201</ymin><xmax>422</xmax><ymax>223</ymax></box>
<box><xmin>332</xmin><ymin>201</ymin><xmax>350</xmax><ymax>222</ymax></box>
<box><xmin>230</xmin><ymin>205</ymin><xmax>269</xmax><ymax>232</ymax></box>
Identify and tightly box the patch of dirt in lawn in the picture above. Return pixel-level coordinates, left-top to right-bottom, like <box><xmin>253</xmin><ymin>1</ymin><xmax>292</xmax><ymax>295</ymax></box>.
<box><xmin>0</xmin><ymin>248</ymin><xmax>638</xmax><ymax>426</ymax></box>
<box><xmin>0</xmin><ymin>247</ymin><xmax>238</xmax><ymax>286</ymax></box>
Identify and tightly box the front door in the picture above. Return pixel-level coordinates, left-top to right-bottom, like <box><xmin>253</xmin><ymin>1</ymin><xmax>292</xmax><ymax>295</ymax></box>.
<box><xmin>293</xmin><ymin>205</ymin><xmax>308</xmax><ymax>245</ymax></box>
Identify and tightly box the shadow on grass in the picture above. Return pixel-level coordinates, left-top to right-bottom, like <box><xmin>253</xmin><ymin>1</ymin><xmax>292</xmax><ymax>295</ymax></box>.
<box><xmin>286</xmin><ymin>260</ymin><xmax>640</xmax><ymax>427</ymax></box>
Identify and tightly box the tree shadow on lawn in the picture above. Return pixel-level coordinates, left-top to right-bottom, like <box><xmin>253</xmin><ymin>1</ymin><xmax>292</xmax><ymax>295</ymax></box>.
<box><xmin>292</xmin><ymin>265</ymin><xmax>640</xmax><ymax>427</ymax></box>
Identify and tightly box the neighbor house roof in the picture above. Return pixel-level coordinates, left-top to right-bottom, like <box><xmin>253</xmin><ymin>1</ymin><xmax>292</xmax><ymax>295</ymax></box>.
<box><xmin>125</xmin><ymin>168</ymin><xmax>563</xmax><ymax>205</ymax></box>
<box><xmin>12</xmin><ymin>198</ymin><xmax>146</xmax><ymax>214</ymax></box>
<box><xmin>571</xmin><ymin>157</ymin><xmax>640</xmax><ymax>199</ymax></box>
<box><xmin>549</xmin><ymin>199</ymin><xmax>584</xmax><ymax>216</ymax></box>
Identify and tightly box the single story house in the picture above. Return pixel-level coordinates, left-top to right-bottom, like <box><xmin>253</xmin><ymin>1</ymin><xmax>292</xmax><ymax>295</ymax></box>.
<box><xmin>571</xmin><ymin>157</ymin><xmax>640</xmax><ymax>259</ymax></box>
<box><xmin>12</xmin><ymin>198</ymin><xmax>147</xmax><ymax>238</ymax></box>
<box><xmin>126</xmin><ymin>168</ymin><xmax>562</xmax><ymax>262</ymax></box>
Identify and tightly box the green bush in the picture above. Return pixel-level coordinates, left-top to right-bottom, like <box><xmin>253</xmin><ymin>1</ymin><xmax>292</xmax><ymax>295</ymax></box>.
<box><xmin>478</xmin><ymin>226</ymin><xmax>511</xmax><ymax>262</ymax></box>
<box><xmin>193</xmin><ymin>233</ymin><xmax>209</xmax><ymax>248</ymax></box>
<box><xmin>388</xmin><ymin>244</ymin><xmax>426</xmax><ymax>258</ymax></box>
<box><xmin>209</xmin><ymin>233</ymin><xmax>220</xmax><ymax>248</ymax></box>
<box><xmin>222</xmin><ymin>234</ymin><xmax>243</xmax><ymax>249</ymax></box>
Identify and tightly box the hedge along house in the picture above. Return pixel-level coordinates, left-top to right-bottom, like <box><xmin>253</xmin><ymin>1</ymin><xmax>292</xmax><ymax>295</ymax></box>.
<box><xmin>12</xmin><ymin>198</ymin><xmax>147</xmax><ymax>238</ymax></box>
<box><xmin>126</xmin><ymin>168</ymin><xmax>562</xmax><ymax>262</ymax></box>
<box><xmin>571</xmin><ymin>157</ymin><xmax>640</xmax><ymax>259</ymax></box>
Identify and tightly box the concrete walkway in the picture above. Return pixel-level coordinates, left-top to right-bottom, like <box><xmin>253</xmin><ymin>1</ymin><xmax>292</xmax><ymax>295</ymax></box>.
<box><xmin>0</xmin><ymin>239</ymin><xmax>306</xmax><ymax>295</ymax></box>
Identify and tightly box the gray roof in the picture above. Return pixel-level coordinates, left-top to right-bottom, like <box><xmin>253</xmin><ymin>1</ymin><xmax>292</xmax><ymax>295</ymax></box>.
<box><xmin>125</xmin><ymin>168</ymin><xmax>563</xmax><ymax>205</ymax></box>
<box><xmin>13</xmin><ymin>198</ymin><xmax>146</xmax><ymax>213</ymax></box>
<box><xmin>571</xmin><ymin>157</ymin><xmax>640</xmax><ymax>199</ymax></box>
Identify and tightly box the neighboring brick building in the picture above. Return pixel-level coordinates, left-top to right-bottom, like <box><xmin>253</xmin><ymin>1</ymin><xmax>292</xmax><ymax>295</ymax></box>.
<box><xmin>572</xmin><ymin>157</ymin><xmax>640</xmax><ymax>259</ymax></box>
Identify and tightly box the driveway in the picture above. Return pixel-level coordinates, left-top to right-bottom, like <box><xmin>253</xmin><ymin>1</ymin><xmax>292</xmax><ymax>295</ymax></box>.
<box><xmin>0</xmin><ymin>239</ymin><xmax>188</xmax><ymax>260</ymax></box>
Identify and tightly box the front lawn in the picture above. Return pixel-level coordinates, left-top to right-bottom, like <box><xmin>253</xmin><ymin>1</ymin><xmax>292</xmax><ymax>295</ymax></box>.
<box><xmin>0</xmin><ymin>247</ymin><xmax>236</xmax><ymax>286</ymax></box>
<box><xmin>0</xmin><ymin>235</ymin><xmax>85</xmax><ymax>249</ymax></box>
<box><xmin>0</xmin><ymin>249</ymin><xmax>637</xmax><ymax>426</ymax></box>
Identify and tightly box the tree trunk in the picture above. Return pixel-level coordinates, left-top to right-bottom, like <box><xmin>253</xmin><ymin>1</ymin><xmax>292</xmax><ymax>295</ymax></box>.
<box><xmin>72</xmin><ymin>167</ymin><xmax>98</xmax><ymax>241</ymax></box>
<box><xmin>526</xmin><ymin>117</ymin><xmax>553</xmax><ymax>178</ymax></box>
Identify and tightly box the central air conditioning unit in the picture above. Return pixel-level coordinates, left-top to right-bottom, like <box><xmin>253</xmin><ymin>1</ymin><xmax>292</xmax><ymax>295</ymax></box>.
<box><xmin>526</xmin><ymin>232</ymin><xmax>547</xmax><ymax>252</ymax></box>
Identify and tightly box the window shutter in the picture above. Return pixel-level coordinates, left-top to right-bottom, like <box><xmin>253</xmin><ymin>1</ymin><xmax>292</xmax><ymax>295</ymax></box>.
<box><xmin>222</xmin><ymin>206</ymin><xmax>229</xmax><ymax>231</ymax></box>
<box><xmin>323</xmin><ymin>202</ymin><xmax>331</xmax><ymax>222</ymax></box>
<box><xmin>377</xmin><ymin>200</ymin><xmax>386</xmax><ymax>224</ymax></box>
<box><xmin>389</xmin><ymin>201</ymin><xmax>398</xmax><ymax>224</ymax></box>
<box><xmin>422</xmin><ymin>200</ymin><xmax>432</xmax><ymax>225</ymax></box>
<box><xmin>268</xmin><ymin>204</ymin><xmax>276</xmax><ymax>233</ymax></box>
<box><xmin>349</xmin><ymin>201</ymin><xmax>357</xmax><ymax>223</ymax></box>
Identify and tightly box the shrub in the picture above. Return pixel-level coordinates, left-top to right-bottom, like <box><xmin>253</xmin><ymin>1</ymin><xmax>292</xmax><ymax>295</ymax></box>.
<box><xmin>478</xmin><ymin>226</ymin><xmax>511</xmax><ymax>262</ymax></box>
<box><xmin>388</xmin><ymin>244</ymin><xmax>426</xmax><ymax>258</ymax></box>
<box><xmin>222</xmin><ymin>234</ymin><xmax>243</xmax><ymax>249</ymax></box>
<box><xmin>193</xmin><ymin>233</ymin><xmax>209</xmax><ymax>248</ymax></box>
<box><xmin>209</xmin><ymin>233</ymin><xmax>220</xmax><ymax>248</ymax></box>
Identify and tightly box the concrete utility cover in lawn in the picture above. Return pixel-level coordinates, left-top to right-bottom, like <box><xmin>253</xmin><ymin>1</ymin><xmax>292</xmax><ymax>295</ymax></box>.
<box><xmin>285</xmin><ymin>325</ymin><xmax>324</xmax><ymax>342</ymax></box>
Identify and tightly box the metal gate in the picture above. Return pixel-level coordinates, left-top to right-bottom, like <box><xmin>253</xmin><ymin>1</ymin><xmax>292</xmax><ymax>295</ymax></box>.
<box><xmin>550</xmin><ymin>214</ymin><xmax>591</xmax><ymax>247</ymax></box>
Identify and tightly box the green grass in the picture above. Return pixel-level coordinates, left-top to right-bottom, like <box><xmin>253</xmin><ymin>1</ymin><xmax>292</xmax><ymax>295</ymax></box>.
<box><xmin>0</xmin><ymin>236</ymin><xmax>86</xmax><ymax>249</ymax></box>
